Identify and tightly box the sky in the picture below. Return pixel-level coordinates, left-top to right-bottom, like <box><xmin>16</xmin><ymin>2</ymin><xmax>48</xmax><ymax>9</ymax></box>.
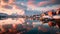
<box><xmin>0</xmin><ymin>0</ymin><xmax>60</xmax><ymax>15</ymax></box>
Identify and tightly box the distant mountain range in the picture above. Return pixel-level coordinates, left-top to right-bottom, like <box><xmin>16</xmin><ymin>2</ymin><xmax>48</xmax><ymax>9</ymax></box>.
<box><xmin>25</xmin><ymin>10</ymin><xmax>42</xmax><ymax>16</ymax></box>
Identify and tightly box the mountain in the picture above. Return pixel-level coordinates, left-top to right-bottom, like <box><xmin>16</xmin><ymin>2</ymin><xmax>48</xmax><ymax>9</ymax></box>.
<box><xmin>25</xmin><ymin>10</ymin><xmax>42</xmax><ymax>16</ymax></box>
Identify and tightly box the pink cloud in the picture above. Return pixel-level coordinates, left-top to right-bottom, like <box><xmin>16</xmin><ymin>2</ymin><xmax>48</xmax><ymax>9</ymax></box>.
<box><xmin>28</xmin><ymin>0</ymin><xmax>35</xmax><ymax>1</ymax></box>
<box><xmin>27</xmin><ymin>0</ymin><xmax>37</xmax><ymax>9</ymax></box>
<box><xmin>37</xmin><ymin>1</ymin><xmax>50</xmax><ymax>6</ymax></box>
<box><xmin>51</xmin><ymin>0</ymin><xmax>56</xmax><ymax>2</ymax></box>
<box><xmin>0</xmin><ymin>0</ymin><xmax>25</xmax><ymax>15</ymax></box>
<box><xmin>37</xmin><ymin>0</ymin><xmax>57</xmax><ymax>6</ymax></box>
<box><xmin>8</xmin><ymin>0</ymin><xmax>15</xmax><ymax>4</ymax></box>
<box><xmin>27</xmin><ymin>1</ymin><xmax>35</xmax><ymax>5</ymax></box>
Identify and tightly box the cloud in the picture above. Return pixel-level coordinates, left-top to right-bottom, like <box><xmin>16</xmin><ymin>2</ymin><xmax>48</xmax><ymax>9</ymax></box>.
<box><xmin>27</xmin><ymin>4</ymin><xmax>60</xmax><ymax>12</ymax></box>
<box><xmin>27</xmin><ymin>0</ymin><xmax>60</xmax><ymax>9</ymax></box>
<box><xmin>0</xmin><ymin>0</ymin><xmax>60</xmax><ymax>15</ymax></box>
<box><xmin>26</xmin><ymin>0</ymin><xmax>60</xmax><ymax>12</ymax></box>
<box><xmin>27</xmin><ymin>0</ymin><xmax>37</xmax><ymax>11</ymax></box>
<box><xmin>0</xmin><ymin>0</ymin><xmax>25</xmax><ymax>15</ymax></box>
<box><xmin>0</xmin><ymin>0</ymin><xmax>15</xmax><ymax>7</ymax></box>
<box><xmin>0</xmin><ymin>0</ymin><xmax>8</xmax><ymax>6</ymax></box>
<box><xmin>27</xmin><ymin>0</ymin><xmax>35</xmax><ymax>1</ymax></box>
<box><xmin>37</xmin><ymin>0</ymin><xmax>60</xmax><ymax>6</ymax></box>
<box><xmin>37</xmin><ymin>1</ymin><xmax>50</xmax><ymax>6</ymax></box>
<box><xmin>8</xmin><ymin>0</ymin><xmax>15</xmax><ymax>4</ymax></box>
<box><xmin>51</xmin><ymin>0</ymin><xmax>60</xmax><ymax>4</ymax></box>
<box><xmin>0</xmin><ymin>7</ymin><xmax>25</xmax><ymax>15</ymax></box>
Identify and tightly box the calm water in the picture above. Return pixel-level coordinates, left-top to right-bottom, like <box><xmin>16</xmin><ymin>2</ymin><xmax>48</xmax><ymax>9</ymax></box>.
<box><xmin>0</xmin><ymin>18</ymin><xmax>60</xmax><ymax>34</ymax></box>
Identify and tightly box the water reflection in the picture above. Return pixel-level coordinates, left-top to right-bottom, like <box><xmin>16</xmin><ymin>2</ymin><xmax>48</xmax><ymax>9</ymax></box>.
<box><xmin>0</xmin><ymin>18</ymin><xmax>60</xmax><ymax>34</ymax></box>
<box><xmin>0</xmin><ymin>18</ymin><xmax>25</xmax><ymax>25</ymax></box>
